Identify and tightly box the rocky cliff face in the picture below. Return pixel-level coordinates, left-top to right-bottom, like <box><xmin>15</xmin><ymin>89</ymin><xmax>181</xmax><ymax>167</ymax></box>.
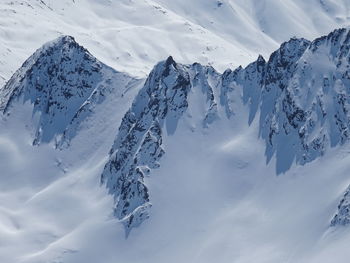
<box><xmin>101</xmin><ymin>57</ymin><xmax>191</xmax><ymax>234</ymax></box>
<box><xmin>258</xmin><ymin>29</ymin><xmax>350</xmax><ymax>173</ymax></box>
<box><xmin>100</xmin><ymin>58</ymin><xmax>224</xmax><ymax>233</ymax></box>
<box><xmin>2</xmin><ymin>28</ymin><xmax>350</xmax><ymax>234</ymax></box>
<box><xmin>0</xmin><ymin>35</ymin><xmax>135</xmax><ymax>146</ymax></box>
<box><xmin>219</xmin><ymin>28</ymin><xmax>350</xmax><ymax>174</ymax></box>
<box><xmin>101</xmin><ymin>28</ymin><xmax>350</xmax><ymax>233</ymax></box>
<box><xmin>331</xmin><ymin>185</ymin><xmax>350</xmax><ymax>227</ymax></box>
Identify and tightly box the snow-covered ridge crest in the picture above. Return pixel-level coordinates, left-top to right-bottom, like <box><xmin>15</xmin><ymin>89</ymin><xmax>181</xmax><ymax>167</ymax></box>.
<box><xmin>100</xmin><ymin>56</ymin><xmax>222</xmax><ymax>234</ymax></box>
<box><xmin>0</xmin><ymin>35</ymin><xmax>88</xmax><ymax>112</ymax></box>
<box><xmin>221</xmin><ymin>28</ymin><xmax>350</xmax><ymax>174</ymax></box>
<box><xmin>1</xmin><ymin>27</ymin><xmax>350</xmax><ymax>234</ymax></box>
<box><xmin>0</xmin><ymin>35</ymin><xmax>135</xmax><ymax>146</ymax></box>
<box><xmin>102</xmin><ymin>28</ymin><xmax>350</xmax><ymax>233</ymax></box>
<box><xmin>259</xmin><ymin>28</ymin><xmax>350</xmax><ymax>173</ymax></box>
<box><xmin>101</xmin><ymin>56</ymin><xmax>192</xmax><ymax>234</ymax></box>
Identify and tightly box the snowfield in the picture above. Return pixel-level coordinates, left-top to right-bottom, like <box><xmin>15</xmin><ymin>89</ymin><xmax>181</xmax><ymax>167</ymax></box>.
<box><xmin>0</xmin><ymin>0</ymin><xmax>350</xmax><ymax>87</ymax></box>
<box><xmin>2</xmin><ymin>90</ymin><xmax>350</xmax><ymax>263</ymax></box>
<box><xmin>1</xmin><ymin>1</ymin><xmax>350</xmax><ymax>263</ymax></box>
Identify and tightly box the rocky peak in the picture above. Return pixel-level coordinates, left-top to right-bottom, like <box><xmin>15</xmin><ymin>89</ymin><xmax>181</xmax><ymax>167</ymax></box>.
<box><xmin>257</xmin><ymin>29</ymin><xmax>350</xmax><ymax>173</ymax></box>
<box><xmin>3</xmin><ymin>28</ymin><xmax>350</xmax><ymax>234</ymax></box>
<box><xmin>264</xmin><ymin>37</ymin><xmax>310</xmax><ymax>88</ymax></box>
<box><xmin>310</xmin><ymin>28</ymin><xmax>350</xmax><ymax>69</ymax></box>
<box><xmin>0</xmin><ymin>35</ymin><xmax>127</xmax><ymax>145</ymax></box>
<box><xmin>101</xmin><ymin>56</ymin><xmax>192</xmax><ymax>235</ymax></box>
<box><xmin>101</xmin><ymin>31</ymin><xmax>350</xmax><ymax>232</ymax></box>
<box><xmin>163</xmin><ymin>55</ymin><xmax>177</xmax><ymax>75</ymax></box>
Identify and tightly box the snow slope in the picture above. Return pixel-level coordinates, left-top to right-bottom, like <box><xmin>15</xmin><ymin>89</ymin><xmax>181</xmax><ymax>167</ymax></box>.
<box><xmin>99</xmin><ymin>28</ymin><xmax>350</xmax><ymax>236</ymax></box>
<box><xmin>0</xmin><ymin>35</ymin><xmax>142</xmax><ymax>147</ymax></box>
<box><xmin>2</xmin><ymin>27</ymin><xmax>350</xmax><ymax>262</ymax></box>
<box><xmin>1</xmin><ymin>1</ymin><xmax>350</xmax><ymax>263</ymax></box>
<box><xmin>1</xmin><ymin>68</ymin><xmax>350</xmax><ymax>263</ymax></box>
<box><xmin>0</xmin><ymin>0</ymin><xmax>350</xmax><ymax>88</ymax></box>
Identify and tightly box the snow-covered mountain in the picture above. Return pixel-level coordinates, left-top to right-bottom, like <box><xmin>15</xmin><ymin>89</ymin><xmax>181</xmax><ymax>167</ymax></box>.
<box><xmin>2</xmin><ymin>2</ymin><xmax>350</xmax><ymax>263</ymax></box>
<box><xmin>99</xmin><ymin>28</ymin><xmax>350</xmax><ymax>235</ymax></box>
<box><xmin>0</xmin><ymin>35</ymin><xmax>141</xmax><ymax>147</ymax></box>
<box><xmin>0</xmin><ymin>0</ymin><xmax>350</xmax><ymax>88</ymax></box>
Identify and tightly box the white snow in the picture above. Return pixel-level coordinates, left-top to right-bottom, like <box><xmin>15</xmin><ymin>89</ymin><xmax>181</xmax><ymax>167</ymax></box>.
<box><xmin>2</xmin><ymin>97</ymin><xmax>350</xmax><ymax>262</ymax></box>
<box><xmin>0</xmin><ymin>0</ymin><xmax>349</xmax><ymax>87</ymax></box>
<box><xmin>1</xmin><ymin>1</ymin><xmax>350</xmax><ymax>263</ymax></box>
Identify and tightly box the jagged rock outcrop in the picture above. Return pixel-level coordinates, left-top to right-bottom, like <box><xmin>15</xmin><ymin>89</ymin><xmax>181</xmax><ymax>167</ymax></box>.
<box><xmin>101</xmin><ymin>56</ymin><xmax>192</xmax><ymax>234</ymax></box>
<box><xmin>188</xmin><ymin>62</ymin><xmax>221</xmax><ymax>128</ymax></box>
<box><xmin>2</xmin><ymin>28</ymin><xmax>350</xmax><ymax>234</ymax></box>
<box><xmin>0</xmin><ymin>35</ymin><xmax>135</xmax><ymax>146</ymax></box>
<box><xmin>102</xmin><ymin>28</ymin><xmax>350</xmax><ymax>233</ymax></box>
<box><xmin>331</xmin><ymin>185</ymin><xmax>350</xmax><ymax>226</ymax></box>
<box><xmin>220</xmin><ymin>54</ymin><xmax>266</xmax><ymax>123</ymax></box>
<box><xmin>100</xmin><ymin>57</ymin><xmax>223</xmax><ymax>233</ymax></box>
<box><xmin>219</xmin><ymin>28</ymin><xmax>350</xmax><ymax>173</ymax></box>
<box><xmin>258</xmin><ymin>29</ymin><xmax>350</xmax><ymax>173</ymax></box>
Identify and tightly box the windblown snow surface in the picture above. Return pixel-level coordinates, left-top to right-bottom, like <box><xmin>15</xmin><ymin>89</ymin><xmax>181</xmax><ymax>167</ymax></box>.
<box><xmin>0</xmin><ymin>0</ymin><xmax>350</xmax><ymax>87</ymax></box>
<box><xmin>1</xmin><ymin>1</ymin><xmax>350</xmax><ymax>263</ymax></box>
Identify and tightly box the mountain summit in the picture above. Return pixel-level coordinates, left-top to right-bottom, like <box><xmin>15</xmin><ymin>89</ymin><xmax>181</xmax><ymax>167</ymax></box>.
<box><xmin>0</xmin><ymin>35</ymin><xmax>135</xmax><ymax>146</ymax></box>
<box><xmin>99</xmin><ymin>28</ymin><xmax>350</xmax><ymax>233</ymax></box>
<box><xmin>1</xmin><ymin>27</ymin><xmax>350</xmax><ymax>263</ymax></box>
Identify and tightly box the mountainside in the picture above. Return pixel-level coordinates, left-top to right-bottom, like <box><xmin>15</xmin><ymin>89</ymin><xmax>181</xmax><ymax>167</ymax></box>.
<box><xmin>0</xmin><ymin>0</ymin><xmax>349</xmax><ymax>88</ymax></box>
<box><xmin>100</xmin><ymin>28</ymin><xmax>350</xmax><ymax>234</ymax></box>
<box><xmin>0</xmin><ymin>35</ymin><xmax>138</xmax><ymax>146</ymax></box>
<box><xmin>2</xmin><ymin>13</ymin><xmax>350</xmax><ymax>263</ymax></box>
<box><xmin>331</xmin><ymin>184</ymin><xmax>350</xmax><ymax>226</ymax></box>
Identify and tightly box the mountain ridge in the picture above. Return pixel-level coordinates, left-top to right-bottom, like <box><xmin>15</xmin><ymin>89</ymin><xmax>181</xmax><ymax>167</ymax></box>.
<box><xmin>1</xmin><ymin>0</ymin><xmax>349</xmax><ymax>89</ymax></box>
<box><xmin>1</xmin><ymin>27</ymin><xmax>350</xmax><ymax>255</ymax></box>
<box><xmin>0</xmin><ymin>35</ymin><xmax>137</xmax><ymax>146</ymax></box>
<box><xmin>3</xmin><ymin>29</ymin><xmax>350</xmax><ymax>262</ymax></box>
<box><xmin>96</xmin><ymin>27</ymin><xmax>350</xmax><ymax>233</ymax></box>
